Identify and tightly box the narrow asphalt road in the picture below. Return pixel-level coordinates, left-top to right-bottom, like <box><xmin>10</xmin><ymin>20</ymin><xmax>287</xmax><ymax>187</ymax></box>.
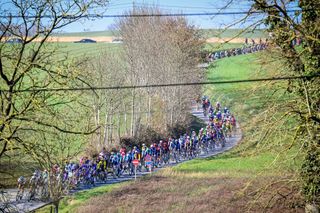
<box><xmin>2</xmin><ymin>104</ymin><xmax>242</xmax><ymax>212</ymax></box>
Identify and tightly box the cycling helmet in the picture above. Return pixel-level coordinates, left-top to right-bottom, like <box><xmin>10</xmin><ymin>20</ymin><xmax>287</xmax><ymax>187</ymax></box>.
<box><xmin>18</xmin><ymin>176</ymin><xmax>25</xmax><ymax>183</ymax></box>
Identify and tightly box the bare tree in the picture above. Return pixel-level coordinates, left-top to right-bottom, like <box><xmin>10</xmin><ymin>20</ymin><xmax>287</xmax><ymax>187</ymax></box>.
<box><xmin>0</xmin><ymin>0</ymin><xmax>109</xmax><ymax>167</ymax></box>
<box><xmin>117</xmin><ymin>6</ymin><xmax>204</xmax><ymax>135</ymax></box>
<box><xmin>84</xmin><ymin>50</ymin><xmax>128</xmax><ymax>152</ymax></box>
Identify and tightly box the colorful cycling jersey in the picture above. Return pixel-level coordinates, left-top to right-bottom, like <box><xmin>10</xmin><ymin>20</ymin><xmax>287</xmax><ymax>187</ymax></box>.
<box><xmin>120</xmin><ymin>148</ymin><xmax>126</xmax><ymax>158</ymax></box>
<box><xmin>169</xmin><ymin>141</ymin><xmax>174</xmax><ymax>149</ymax></box>
<box><xmin>150</xmin><ymin>147</ymin><xmax>156</xmax><ymax>156</ymax></box>
<box><xmin>125</xmin><ymin>152</ymin><xmax>133</xmax><ymax>162</ymax></box>
<box><xmin>162</xmin><ymin>141</ymin><xmax>169</xmax><ymax>151</ymax></box>
<box><xmin>175</xmin><ymin>140</ymin><xmax>180</xmax><ymax>150</ymax></box>
<box><xmin>141</xmin><ymin>146</ymin><xmax>148</xmax><ymax>157</ymax></box>
<box><xmin>111</xmin><ymin>154</ymin><xmax>120</xmax><ymax>165</ymax></box>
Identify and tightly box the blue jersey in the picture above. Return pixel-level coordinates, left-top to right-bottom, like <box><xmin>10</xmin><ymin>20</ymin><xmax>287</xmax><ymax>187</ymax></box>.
<box><xmin>175</xmin><ymin>141</ymin><xmax>181</xmax><ymax>150</ymax></box>
<box><xmin>111</xmin><ymin>155</ymin><xmax>119</xmax><ymax>165</ymax></box>
<box><xmin>150</xmin><ymin>147</ymin><xmax>156</xmax><ymax>156</ymax></box>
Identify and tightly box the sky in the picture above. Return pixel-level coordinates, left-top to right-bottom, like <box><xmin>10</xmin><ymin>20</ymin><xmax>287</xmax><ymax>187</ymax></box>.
<box><xmin>64</xmin><ymin>0</ymin><xmax>257</xmax><ymax>32</ymax></box>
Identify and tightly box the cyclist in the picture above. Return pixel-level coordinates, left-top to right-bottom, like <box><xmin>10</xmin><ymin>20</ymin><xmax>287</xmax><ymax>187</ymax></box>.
<box><xmin>40</xmin><ymin>170</ymin><xmax>49</xmax><ymax>200</ymax></box>
<box><xmin>141</xmin><ymin>144</ymin><xmax>148</xmax><ymax>158</ymax></box>
<box><xmin>120</xmin><ymin>147</ymin><xmax>126</xmax><ymax>160</ymax></box>
<box><xmin>231</xmin><ymin>115</ymin><xmax>236</xmax><ymax>131</ymax></box>
<box><xmin>216</xmin><ymin>102</ymin><xmax>221</xmax><ymax>111</ymax></box>
<box><xmin>155</xmin><ymin>142</ymin><xmax>161</xmax><ymax>166</ymax></box>
<box><xmin>16</xmin><ymin>176</ymin><xmax>26</xmax><ymax>201</ymax></box>
<box><xmin>161</xmin><ymin>140</ymin><xmax>169</xmax><ymax>164</ymax></box>
<box><xmin>28</xmin><ymin>172</ymin><xmax>38</xmax><ymax>201</ymax></box>
<box><xmin>124</xmin><ymin>149</ymin><xmax>134</xmax><ymax>175</ymax></box>
<box><xmin>110</xmin><ymin>152</ymin><xmax>121</xmax><ymax>178</ymax></box>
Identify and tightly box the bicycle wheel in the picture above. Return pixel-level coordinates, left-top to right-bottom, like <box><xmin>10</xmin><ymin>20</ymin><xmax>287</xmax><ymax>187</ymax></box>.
<box><xmin>27</xmin><ymin>191</ymin><xmax>33</xmax><ymax>202</ymax></box>
<box><xmin>15</xmin><ymin>190</ymin><xmax>21</xmax><ymax>201</ymax></box>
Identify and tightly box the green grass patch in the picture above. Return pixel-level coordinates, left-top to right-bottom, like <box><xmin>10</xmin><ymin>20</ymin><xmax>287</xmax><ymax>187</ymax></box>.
<box><xmin>52</xmin><ymin>42</ymin><xmax>122</xmax><ymax>59</ymax></box>
<box><xmin>175</xmin><ymin>152</ymin><xmax>276</xmax><ymax>175</ymax></box>
<box><xmin>201</xmin><ymin>28</ymin><xmax>268</xmax><ymax>38</ymax></box>
<box><xmin>203</xmin><ymin>43</ymin><xmax>244</xmax><ymax>51</ymax></box>
<box><xmin>174</xmin><ymin>148</ymin><xmax>301</xmax><ymax>178</ymax></box>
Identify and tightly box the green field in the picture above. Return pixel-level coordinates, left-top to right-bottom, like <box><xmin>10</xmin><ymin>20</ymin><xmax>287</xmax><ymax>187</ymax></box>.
<box><xmin>52</xmin><ymin>28</ymin><xmax>267</xmax><ymax>39</ymax></box>
<box><xmin>201</xmin><ymin>28</ymin><xmax>267</xmax><ymax>38</ymax></box>
<box><xmin>51</xmin><ymin>42</ymin><xmax>122</xmax><ymax>59</ymax></box>
<box><xmin>52</xmin><ymin>30</ymin><xmax>117</xmax><ymax>37</ymax></box>
<box><xmin>55</xmin><ymin>42</ymin><xmax>241</xmax><ymax>58</ymax></box>
<box><xmin>203</xmin><ymin>43</ymin><xmax>244</xmax><ymax>51</ymax></box>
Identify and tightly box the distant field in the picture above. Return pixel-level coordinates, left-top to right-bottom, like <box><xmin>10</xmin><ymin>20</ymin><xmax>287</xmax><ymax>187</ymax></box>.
<box><xmin>204</xmin><ymin>43</ymin><xmax>244</xmax><ymax>51</ymax></box>
<box><xmin>52</xmin><ymin>30</ymin><xmax>117</xmax><ymax>37</ymax></box>
<box><xmin>52</xmin><ymin>28</ymin><xmax>267</xmax><ymax>39</ymax></box>
<box><xmin>55</xmin><ymin>42</ymin><xmax>245</xmax><ymax>59</ymax></box>
<box><xmin>201</xmin><ymin>28</ymin><xmax>267</xmax><ymax>38</ymax></box>
<box><xmin>50</xmin><ymin>42</ymin><xmax>122</xmax><ymax>59</ymax></box>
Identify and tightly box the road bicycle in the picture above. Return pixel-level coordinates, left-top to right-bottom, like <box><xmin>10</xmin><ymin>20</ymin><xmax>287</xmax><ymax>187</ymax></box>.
<box><xmin>27</xmin><ymin>186</ymin><xmax>36</xmax><ymax>202</ymax></box>
<box><xmin>15</xmin><ymin>186</ymin><xmax>24</xmax><ymax>202</ymax></box>
<box><xmin>0</xmin><ymin>190</ymin><xmax>19</xmax><ymax>213</ymax></box>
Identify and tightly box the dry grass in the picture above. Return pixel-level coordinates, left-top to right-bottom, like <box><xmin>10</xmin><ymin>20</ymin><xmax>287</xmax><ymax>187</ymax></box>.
<box><xmin>74</xmin><ymin>170</ymin><xmax>303</xmax><ymax>213</ymax></box>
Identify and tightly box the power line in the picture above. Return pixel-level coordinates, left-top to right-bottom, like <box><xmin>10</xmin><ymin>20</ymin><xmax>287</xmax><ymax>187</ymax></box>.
<box><xmin>108</xmin><ymin>3</ymin><xmax>252</xmax><ymax>10</ymax></box>
<box><xmin>1</xmin><ymin>74</ymin><xmax>319</xmax><ymax>93</ymax></box>
<box><xmin>0</xmin><ymin>9</ymin><xmax>302</xmax><ymax>19</ymax></box>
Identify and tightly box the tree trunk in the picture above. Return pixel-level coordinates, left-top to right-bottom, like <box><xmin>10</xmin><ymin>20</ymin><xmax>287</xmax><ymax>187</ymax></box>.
<box><xmin>97</xmin><ymin>107</ymin><xmax>100</xmax><ymax>146</ymax></box>
<box><xmin>110</xmin><ymin>113</ymin><xmax>113</xmax><ymax>144</ymax></box>
<box><xmin>54</xmin><ymin>201</ymin><xmax>59</xmax><ymax>213</ymax></box>
<box><xmin>118</xmin><ymin>113</ymin><xmax>121</xmax><ymax>141</ymax></box>
<box><xmin>148</xmin><ymin>95</ymin><xmax>151</xmax><ymax>127</ymax></box>
<box><xmin>170</xmin><ymin>107</ymin><xmax>173</xmax><ymax>126</ymax></box>
<box><xmin>131</xmin><ymin>89</ymin><xmax>135</xmax><ymax>137</ymax></box>
<box><xmin>124</xmin><ymin>103</ymin><xmax>128</xmax><ymax>135</ymax></box>
<box><xmin>103</xmin><ymin>113</ymin><xmax>108</xmax><ymax>146</ymax></box>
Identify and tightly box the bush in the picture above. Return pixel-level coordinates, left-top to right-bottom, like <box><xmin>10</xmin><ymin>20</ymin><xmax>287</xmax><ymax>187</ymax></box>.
<box><xmin>120</xmin><ymin>125</ymin><xmax>163</xmax><ymax>149</ymax></box>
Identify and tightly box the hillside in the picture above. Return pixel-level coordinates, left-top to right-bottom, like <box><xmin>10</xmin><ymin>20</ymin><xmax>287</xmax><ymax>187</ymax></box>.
<box><xmin>37</xmin><ymin>52</ymin><xmax>303</xmax><ymax>213</ymax></box>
